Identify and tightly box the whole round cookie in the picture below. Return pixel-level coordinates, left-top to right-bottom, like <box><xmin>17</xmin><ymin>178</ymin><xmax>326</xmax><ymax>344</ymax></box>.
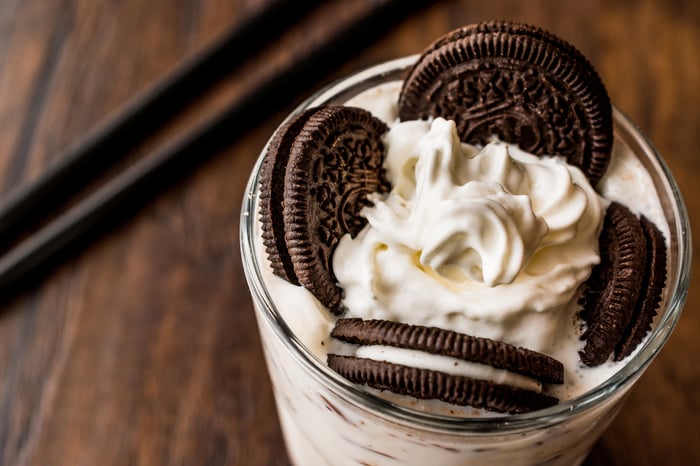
<box><xmin>276</xmin><ymin>106</ymin><xmax>389</xmax><ymax>314</ymax></box>
<box><xmin>259</xmin><ymin>108</ymin><xmax>318</xmax><ymax>285</ymax></box>
<box><xmin>328</xmin><ymin>318</ymin><xmax>564</xmax><ymax>414</ymax></box>
<box><xmin>331</xmin><ymin>318</ymin><xmax>563</xmax><ymax>384</ymax></box>
<box><xmin>578</xmin><ymin>202</ymin><xmax>648</xmax><ymax>366</ymax></box>
<box><xmin>614</xmin><ymin>215</ymin><xmax>667</xmax><ymax>360</ymax></box>
<box><xmin>398</xmin><ymin>21</ymin><xmax>613</xmax><ymax>187</ymax></box>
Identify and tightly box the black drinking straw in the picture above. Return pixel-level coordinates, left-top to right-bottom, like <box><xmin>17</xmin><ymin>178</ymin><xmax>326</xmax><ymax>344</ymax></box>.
<box><xmin>0</xmin><ymin>0</ymin><xmax>321</xmax><ymax>252</ymax></box>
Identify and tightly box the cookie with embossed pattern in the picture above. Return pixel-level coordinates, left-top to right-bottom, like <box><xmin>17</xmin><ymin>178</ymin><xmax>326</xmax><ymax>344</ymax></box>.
<box><xmin>259</xmin><ymin>108</ymin><xmax>317</xmax><ymax>285</ymax></box>
<box><xmin>398</xmin><ymin>21</ymin><xmax>613</xmax><ymax>187</ymax></box>
<box><xmin>328</xmin><ymin>318</ymin><xmax>563</xmax><ymax>414</ymax></box>
<box><xmin>259</xmin><ymin>106</ymin><xmax>389</xmax><ymax>314</ymax></box>
<box><xmin>613</xmin><ymin>215</ymin><xmax>667</xmax><ymax>360</ymax></box>
<box><xmin>579</xmin><ymin>203</ymin><xmax>668</xmax><ymax>365</ymax></box>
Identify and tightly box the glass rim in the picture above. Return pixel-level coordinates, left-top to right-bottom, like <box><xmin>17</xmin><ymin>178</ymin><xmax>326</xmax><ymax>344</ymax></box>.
<box><xmin>240</xmin><ymin>55</ymin><xmax>692</xmax><ymax>434</ymax></box>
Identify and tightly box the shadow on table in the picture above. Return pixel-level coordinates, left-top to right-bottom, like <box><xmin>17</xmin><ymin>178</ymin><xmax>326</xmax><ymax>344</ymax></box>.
<box><xmin>583</xmin><ymin>440</ymin><xmax>616</xmax><ymax>465</ymax></box>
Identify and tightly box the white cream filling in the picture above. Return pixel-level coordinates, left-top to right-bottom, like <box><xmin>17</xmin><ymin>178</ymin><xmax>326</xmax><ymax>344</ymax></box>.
<box><xmin>346</xmin><ymin>344</ymin><xmax>543</xmax><ymax>393</ymax></box>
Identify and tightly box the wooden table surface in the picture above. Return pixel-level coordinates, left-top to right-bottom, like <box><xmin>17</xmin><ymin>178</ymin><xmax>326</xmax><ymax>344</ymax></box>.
<box><xmin>0</xmin><ymin>1</ymin><xmax>698</xmax><ymax>465</ymax></box>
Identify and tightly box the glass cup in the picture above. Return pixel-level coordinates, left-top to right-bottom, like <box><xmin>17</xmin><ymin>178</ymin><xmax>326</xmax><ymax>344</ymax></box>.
<box><xmin>240</xmin><ymin>56</ymin><xmax>691</xmax><ymax>466</ymax></box>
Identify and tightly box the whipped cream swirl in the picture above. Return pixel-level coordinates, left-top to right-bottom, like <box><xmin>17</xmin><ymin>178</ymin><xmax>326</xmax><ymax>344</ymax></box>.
<box><xmin>333</xmin><ymin>118</ymin><xmax>603</xmax><ymax>351</ymax></box>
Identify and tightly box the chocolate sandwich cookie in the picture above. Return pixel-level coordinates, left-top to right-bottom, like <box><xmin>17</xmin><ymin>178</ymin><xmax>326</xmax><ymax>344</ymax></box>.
<box><xmin>398</xmin><ymin>21</ymin><xmax>613</xmax><ymax>187</ymax></box>
<box><xmin>614</xmin><ymin>216</ymin><xmax>667</xmax><ymax>360</ymax></box>
<box><xmin>328</xmin><ymin>318</ymin><xmax>563</xmax><ymax>414</ymax></box>
<box><xmin>259</xmin><ymin>108</ymin><xmax>318</xmax><ymax>285</ymax></box>
<box><xmin>579</xmin><ymin>203</ymin><xmax>667</xmax><ymax>366</ymax></box>
<box><xmin>259</xmin><ymin>106</ymin><xmax>389</xmax><ymax>314</ymax></box>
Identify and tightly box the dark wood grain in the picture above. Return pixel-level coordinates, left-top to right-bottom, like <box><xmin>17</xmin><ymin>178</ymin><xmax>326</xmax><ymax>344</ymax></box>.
<box><xmin>0</xmin><ymin>0</ymin><xmax>698</xmax><ymax>465</ymax></box>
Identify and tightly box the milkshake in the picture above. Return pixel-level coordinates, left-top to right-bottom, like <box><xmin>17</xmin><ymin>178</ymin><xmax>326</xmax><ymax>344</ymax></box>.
<box><xmin>240</xmin><ymin>25</ymin><xmax>690</xmax><ymax>466</ymax></box>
